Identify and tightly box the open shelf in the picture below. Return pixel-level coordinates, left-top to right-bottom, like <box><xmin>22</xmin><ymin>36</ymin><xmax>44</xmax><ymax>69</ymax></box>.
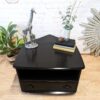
<box><xmin>17</xmin><ymin>69</ymin><xmax>81</xmax><ymax>81</ymax></box>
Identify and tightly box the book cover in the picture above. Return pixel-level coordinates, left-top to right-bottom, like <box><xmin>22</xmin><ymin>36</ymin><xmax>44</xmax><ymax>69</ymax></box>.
<box><xmin>55</xmin><ymin>39</ymin><xmax>75</xmax><ymax>47</ymax></box>
<box><xmin>53</xmin><ymin>39</ymin><xmax>76</xmax><ymax>54</ymax></box>
<box><xmin>53</xmin><ymin>45</ymin><xmax>76</xmax><ymax>53</ymax></box>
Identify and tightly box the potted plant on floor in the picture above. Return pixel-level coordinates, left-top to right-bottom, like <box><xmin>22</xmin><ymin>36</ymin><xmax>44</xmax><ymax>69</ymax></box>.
<box><xmin>0</xmin><ymin>22</ymin><xmax>24</xmax><ymax>63</ymax></box>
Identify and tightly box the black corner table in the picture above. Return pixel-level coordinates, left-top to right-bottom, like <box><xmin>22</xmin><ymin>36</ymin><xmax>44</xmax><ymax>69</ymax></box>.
<box><xmin>13</xmin><ymin>35</ymin><xmax>85</xmax><ymax>95</ymax></box>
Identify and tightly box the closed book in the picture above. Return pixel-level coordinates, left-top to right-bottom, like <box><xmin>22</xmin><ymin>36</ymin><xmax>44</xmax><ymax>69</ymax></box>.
<box><xmin>53</xmin><ymin>39</ymin><xmax>76</xmax><ymax>54</ymax></box>
<box><xmin>55</xmin><ymin>39</ymin><xmax>75</xmax><ymax>48</ymax></box>
<box><xmin>53</xmin><ymin>45</ymin><xmax>76</xmax><ymax>53</ymax></box>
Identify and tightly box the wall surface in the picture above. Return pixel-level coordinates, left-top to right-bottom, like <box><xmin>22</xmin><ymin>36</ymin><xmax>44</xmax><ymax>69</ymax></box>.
<box><xmin>0</xmin><ymin>0</ymin><xmax>100</xmax><ymax>53</ymax></box>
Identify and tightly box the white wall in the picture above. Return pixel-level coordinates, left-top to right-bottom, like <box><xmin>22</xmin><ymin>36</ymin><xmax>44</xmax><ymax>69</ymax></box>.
<box><xmin>0</xmin><ymin>0</ymin><xmax>100</xmax><ymax>53</ymax></box>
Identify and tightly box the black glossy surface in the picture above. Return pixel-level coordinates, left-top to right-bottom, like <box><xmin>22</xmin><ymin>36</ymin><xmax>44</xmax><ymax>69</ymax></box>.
<box><xmin>13</xmin><ymin>35</ymin><xmax>85</xmax><ymax>94</ymax></box>
<box><xmin>20</xmin><ymin>80</ymin><xmax>78</xmax><ymax>93</ymax></box>
<box><xmin>14</xmin><ymin>35</ymin><xmax>85</xmax><ymax>70</ymax></box>
<box><xmin>17</xmin><ymin>69</ymin><xmax>80</xmax><ymax>94</ymax></box>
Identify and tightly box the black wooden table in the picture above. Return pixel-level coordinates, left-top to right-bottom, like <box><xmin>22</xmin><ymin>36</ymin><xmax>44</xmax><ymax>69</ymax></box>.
<box><xmin>13</xmin><ymin>35</ymin><xmax>85</xmax><ymax>94</ymax></box>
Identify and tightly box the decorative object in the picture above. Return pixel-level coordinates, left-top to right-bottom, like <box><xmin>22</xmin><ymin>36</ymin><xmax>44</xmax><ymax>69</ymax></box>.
<box><xmin>60</xmin><ymin>0</ymin><xmax>81</xmax><ymax>40</ymax></box>
<box><xmin>80</xmin><ymin>8</ymin><xmax>100</xmax><ymax>56</ymax></box>
<box><xmin>0</xmin><ymin>22</ymin><xmax>24</xmax><ymax>62</ymax></box>
<box><xmin>23</xmin><ymin>8</ymin><xmax>38</xmax><ymax>49</ymax></box>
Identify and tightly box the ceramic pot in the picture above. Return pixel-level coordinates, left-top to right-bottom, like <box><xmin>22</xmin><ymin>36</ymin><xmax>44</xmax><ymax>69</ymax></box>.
<box><xmin>7</xmin><ymin>55</ymin><xmax>17</xmax><ymax>64</ymax></box>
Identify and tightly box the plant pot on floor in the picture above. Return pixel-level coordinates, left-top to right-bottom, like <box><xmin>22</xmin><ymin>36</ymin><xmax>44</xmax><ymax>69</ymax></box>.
<box><xmin>7</xmin><ymin>55</ymin><xmax>16</xmax><ymax>63</ymax></box>
<box><xmin>7</xmin><ymin>48</ymin><xmax>20</xmax><ymax>64</ymax></box>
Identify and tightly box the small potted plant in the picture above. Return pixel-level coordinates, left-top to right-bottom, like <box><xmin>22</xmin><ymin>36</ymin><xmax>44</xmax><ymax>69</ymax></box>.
<box><xmin>60</xmin><ymin>0</ymin><xmax>81</xmax><ymax>40</ymax></box>
<box><xmin>0</xmin><ymin>22</ymin><xmax>24</xmax><ymax>63</ymax></box>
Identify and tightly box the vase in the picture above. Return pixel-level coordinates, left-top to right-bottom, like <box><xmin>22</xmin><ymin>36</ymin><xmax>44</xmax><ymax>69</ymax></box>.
<box><xmin>63</xmin><ymin>29</ymin><xmax>71</xmax><ymax>41</ymax></box>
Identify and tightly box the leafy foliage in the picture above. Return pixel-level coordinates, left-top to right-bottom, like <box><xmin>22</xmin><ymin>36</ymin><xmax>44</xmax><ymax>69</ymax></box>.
<box><xmin>0</xmin><ymin>22</ymin><xmax>24</xmax><ymax>56</ymax></box>
<box><xmin>60</xmin><ymin>0</ymin><xmax>81</xmax><ymax>30</ymax></box>
<box><xmin>60</xmin><ymin>5</ymin><xmax>77</xmax><ymax>30</ymax></box>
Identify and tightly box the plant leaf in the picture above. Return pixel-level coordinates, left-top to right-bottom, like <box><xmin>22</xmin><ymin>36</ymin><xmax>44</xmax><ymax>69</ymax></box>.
<box><xmin>17</xmin><ymin>38</ymin><xmax>24</xmax><ymax>48</ymax></box>
<box><xmin>8</xmin><ymin>22</ymin><xmax>13</xmax><ymax>27</ymax></box>
<box><xmin>9</xmin><ymin>30</ymin><xmax>18</xmax><ymax>37</ymax></box>
<box><xmin>0</xmin><ymin>47</ymin><xmax>9</xmax><ymax>54</ymax></box>
<box><xmin>14</xmin><ymin>36</ymin><xmax>19</xmax><ymax>48</ymax></box>
<box><xmin>8</xmin><ymin>24</ymin><xmax>17</xmax><ymax>33</ymax></box>
<box><xmin>0</xmin><ymin>26</ymin><xmax>7</xmax><ymax>35</ymax></box>
<box><xmin>0</xmin><ymin>29</ymin><xmax>7</xmax><ymax>46</ymax></box>
<box><xmin>7</xmin><ymin>36</ymin><xmax>15</xmax><ymax>48</ymax></box>
<box><xmin>0</xmin><ymin>43</ymin><xmax>3</xmax><ymax>50</ymax></box>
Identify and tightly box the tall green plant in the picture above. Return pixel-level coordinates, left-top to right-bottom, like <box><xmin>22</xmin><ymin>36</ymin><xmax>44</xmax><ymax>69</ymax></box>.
<box><xmin>0</xmin><ymin>22</ymin><xmax>24</xmax><ymax>56</ymax></box>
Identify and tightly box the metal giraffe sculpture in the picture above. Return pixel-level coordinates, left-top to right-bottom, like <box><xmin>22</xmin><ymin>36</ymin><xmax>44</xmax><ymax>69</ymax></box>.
<box><xmin>23</xmin><ymin>8</ymin><xmax>38</xmax><ymax>48</ymax></box>
<box><xmin>80</xmin><ymin>8</ymin><xmax>100</xmax><ymax>56</ymax></box>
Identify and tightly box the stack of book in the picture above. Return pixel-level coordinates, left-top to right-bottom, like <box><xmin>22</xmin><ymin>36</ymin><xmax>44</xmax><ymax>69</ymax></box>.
<box><xmin>53</xmin><ymin>39</ymin><xmax>76</xmax><ymax>54</ymax></box>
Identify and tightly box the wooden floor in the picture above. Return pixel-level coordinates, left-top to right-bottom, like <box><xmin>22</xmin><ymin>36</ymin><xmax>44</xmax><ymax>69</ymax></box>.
<box><xmin>0</xmin><ymin>55</ymin><xmax>100</xmax><ymax>100</ymax></box>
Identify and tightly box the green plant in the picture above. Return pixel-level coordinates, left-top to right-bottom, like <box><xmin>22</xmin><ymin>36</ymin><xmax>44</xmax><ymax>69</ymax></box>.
<box><xmin>0</xmin><ymin>22</ymin><xmax>24</xmax><ymax>56</ymax></box>
<box><xmin>60</xmin><ymin>0</ymin><xmax>81</xmax><ymax>30</ymax></box>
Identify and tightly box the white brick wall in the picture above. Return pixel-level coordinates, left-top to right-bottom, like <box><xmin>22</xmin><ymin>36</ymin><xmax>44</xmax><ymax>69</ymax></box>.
<box><xmin>0</xmin><ymin>0</ymin><xmax>100</xmax><ymax>53</ymax></box>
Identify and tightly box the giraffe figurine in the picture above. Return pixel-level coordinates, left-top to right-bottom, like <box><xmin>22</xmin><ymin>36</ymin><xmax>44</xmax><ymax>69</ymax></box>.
<box><xmin>23</xmin><ymin>8</ymin><xmax>38</xmax><ymax>49</ymax></box>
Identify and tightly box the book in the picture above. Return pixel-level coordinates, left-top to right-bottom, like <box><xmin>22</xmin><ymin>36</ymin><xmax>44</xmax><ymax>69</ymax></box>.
<box><xmin>53</xmin><ymin>39</ymin><xmax>76</xmax><ymax>54</ymax></box>
<box><xmin>55</xmin><ymin>39</ymin><xmax>75</xmax><ymax>47</ymax></box>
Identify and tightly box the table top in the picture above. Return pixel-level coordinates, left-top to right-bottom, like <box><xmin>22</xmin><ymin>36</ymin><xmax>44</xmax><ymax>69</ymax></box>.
<box><xmin>13</xmin><ymin>35</ymin><xmax>85</xmax><ymax>70</ymax></box>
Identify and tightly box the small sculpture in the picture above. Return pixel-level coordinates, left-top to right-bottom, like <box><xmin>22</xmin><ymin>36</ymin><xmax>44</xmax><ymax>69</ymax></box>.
<box><xmin>80</xmin><ymin>8</ymin><xmax>100</xmax><ymax>56</ymax></box>
<box><xmin>23</xmin><ymin>8</ymin><xmax>38</xmax><ymax>49</ymax></box>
